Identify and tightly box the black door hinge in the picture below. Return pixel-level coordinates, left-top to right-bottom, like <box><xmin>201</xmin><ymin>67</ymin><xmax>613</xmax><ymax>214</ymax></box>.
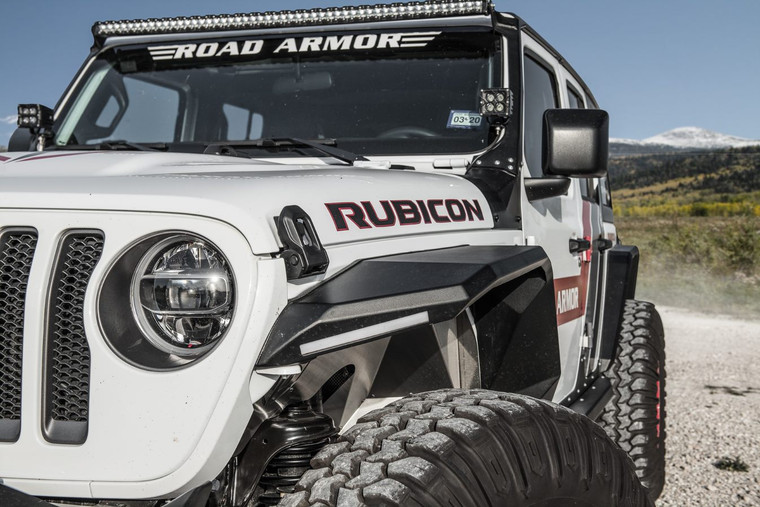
<box><xmin>569</xmin><ymin>237</ymin><xmax>592</xmax><ymax>254</ymax></box>
<box><xmin>276</xmin><ymin>206</ymin><xmax>329</xmax><ymax>280</ymax></box>
<box><xmin>596</xmin><ymin>238</ymin><xmax>614</xmax><ymax>252</ymax></box>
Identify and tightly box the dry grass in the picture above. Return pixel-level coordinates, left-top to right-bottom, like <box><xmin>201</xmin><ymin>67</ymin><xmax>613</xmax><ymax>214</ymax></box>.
<box><xmin>616</xmin><ymin>216</ymin><xmax>760</xmax><ymax>317</ymax></box>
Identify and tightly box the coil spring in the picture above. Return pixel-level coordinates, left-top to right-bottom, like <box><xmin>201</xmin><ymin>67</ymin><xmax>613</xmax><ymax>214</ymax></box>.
<box><xmin>256</xmin><ymin>437</ymin><xmax>332</xmax><ymax>505</ymax></box>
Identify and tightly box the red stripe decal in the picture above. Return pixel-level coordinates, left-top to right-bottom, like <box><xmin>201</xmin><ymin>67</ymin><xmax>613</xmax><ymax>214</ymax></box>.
<box><xmin>554</xmin><ymin>274</ymin><xmax>586</xmax><ymax>325</ymax></box>
<box><xmin>554</xmin><ymin>201</ymin><xmax>593</xmax><ymax>326</ymax></box>
<box><xmin>0</xmin><ymin>155</ymin><xmax>10</xmax><ymax>162</ymax></box>
<box><xmin>17</xmin><ymin>152</ymin><xmax>98</xmax><ymax>163</ymax></box>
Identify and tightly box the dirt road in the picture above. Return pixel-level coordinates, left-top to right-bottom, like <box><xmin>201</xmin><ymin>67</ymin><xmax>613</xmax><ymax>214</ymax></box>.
<box><xmin>655</xmin><ymin>306</ymin><xmax>760</xmax><ymax>506</ymax></box>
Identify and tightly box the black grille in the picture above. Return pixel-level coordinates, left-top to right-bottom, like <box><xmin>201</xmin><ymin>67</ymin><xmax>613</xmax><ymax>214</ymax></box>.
<box><xmin>0</xmin><ymin>229</ymin><xmax>37</xmax><ymax>442</ymax></box>
<box><xmin>44</xmin><ymin>231</ymin><xmax>104</xmax><ymax>444</ymax></box>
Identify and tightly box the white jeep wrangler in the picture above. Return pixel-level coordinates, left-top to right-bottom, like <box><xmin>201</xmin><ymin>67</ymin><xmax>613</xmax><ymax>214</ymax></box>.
<box><xmin>0</xmin><ymin>2</ymin><xmax>665</xmax><ymax>506</ymax></box>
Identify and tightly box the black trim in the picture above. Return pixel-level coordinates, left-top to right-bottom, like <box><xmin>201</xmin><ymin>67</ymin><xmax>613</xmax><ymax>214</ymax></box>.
<box><xmin>256</xmin><ymin>245</ymin><xmax>551</xmax><ymax>367</ymax></box>
<box><xmin>164</xmin><ymin>483</ymin><xmax>213</xmax><ymax>507</ymax></box>
<box><xmin>524</xmin><ymin>177</ymin><xmax>571</xmax><ymax>201</ymax></box>
<box><xmin>599</xmin><ymin>245</ymin><xmax>639</xmax><ymax>369</ymax></box>
<box><xmin>568</xmin><ymin>375</ymin><xmax>612</xmax><ymax>420</ymax></box>
<box><xmin>464</xmin><ymin>166</ymin><xmax>519</xmax><ymax>226</ymax></box>
<box><xmin>234</xmin><ymin>403</ymin><xmax>336</xmax><ymax>505</ymax></box>
<box><xmin>0</xmin><ymin>228</ymin><xmax>38</xmax><ymax>443</ymax></box>
<box><xmin>466</xmin><ymin>14</ymin><xmax>522</xmax><ymax>229</ymax></box>
<box><xmin>276</xmin><ymin>205</ymin><xmax>329</xmax><ymax>280</ymax></box>
<box><xmin>43</xmin><ymin>231</ymin><xmax>104</xmax><ymax>445</ymax></box>
<box><xmin>471</xmin><ymin>264</ymin><xmax>560</xmax><ymax>396</ymax></box>
<box><xmin>0</xmin><ymin>485</ymin><xmax>55</xmax><ymax>506</ymax></box>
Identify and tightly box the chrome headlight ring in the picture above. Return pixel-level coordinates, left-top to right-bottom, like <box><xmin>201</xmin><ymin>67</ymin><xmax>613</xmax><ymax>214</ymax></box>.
<box><xmin>99</xmin><ymin>232</ymin><xmax>236</xmax><ymax>370</ymax></box>
<box><xmin>130</xmin><ymin>235</ymin><xmax>235</xmax><ymax>358</ymax></box>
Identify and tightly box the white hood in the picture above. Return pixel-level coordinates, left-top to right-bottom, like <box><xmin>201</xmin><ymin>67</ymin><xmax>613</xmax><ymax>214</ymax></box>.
<box><xmin>0</xmin><ymin>151</ymin><xmax>493</xmax><ymax>253</ymax></box>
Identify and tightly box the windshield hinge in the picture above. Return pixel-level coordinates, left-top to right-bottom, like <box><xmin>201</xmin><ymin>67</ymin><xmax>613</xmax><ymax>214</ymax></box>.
<box><xmin>433</xmin><ymin>159</ymin><xmax>468</xmax><ymax>170</ymax></box>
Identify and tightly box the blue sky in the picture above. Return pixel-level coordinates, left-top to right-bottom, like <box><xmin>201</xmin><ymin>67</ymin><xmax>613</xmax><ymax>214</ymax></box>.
<box><xmin>1</xmin><ymin>0</ymin><xmax>759</xmax><ymax>145</ymax></box>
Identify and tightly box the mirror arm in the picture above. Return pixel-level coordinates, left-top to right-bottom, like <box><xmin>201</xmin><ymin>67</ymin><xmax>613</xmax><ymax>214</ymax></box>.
<box><xmin>525</xmin><ymin>177</ymin><xmax>571</xmax><ymax>202</ymax></box>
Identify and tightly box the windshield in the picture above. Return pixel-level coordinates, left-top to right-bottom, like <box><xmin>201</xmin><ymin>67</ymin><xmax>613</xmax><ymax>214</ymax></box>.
<box><xmin>53</xmin><ymin>29</ymin><xmax>500</xmax><ymax>156</ymax></box>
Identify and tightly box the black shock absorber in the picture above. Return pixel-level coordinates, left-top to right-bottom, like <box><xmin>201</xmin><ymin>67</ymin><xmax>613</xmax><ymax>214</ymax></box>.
<box><xmin>255</xmin><ymin>403</ymin><xmax>337</xmax><ymax>506</ymax></box>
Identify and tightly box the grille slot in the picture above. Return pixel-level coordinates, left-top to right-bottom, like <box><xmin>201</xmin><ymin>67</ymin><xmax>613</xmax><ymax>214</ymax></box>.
<box><xmin>0</xmin><ymin>229</ymin><xmax>37</xmax><ymax>443</ymax></box>
<box><xmin>44</xmin><ymin>231</ymin><xmax>104</xmax><ymax>444</ymax></box>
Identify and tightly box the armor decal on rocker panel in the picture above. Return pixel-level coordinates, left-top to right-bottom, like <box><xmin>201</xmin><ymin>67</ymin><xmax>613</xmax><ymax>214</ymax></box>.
<box><xmin>554</xmin><ymin>201</ymin><xmax>592</xmax><ymax>326</ymax></box>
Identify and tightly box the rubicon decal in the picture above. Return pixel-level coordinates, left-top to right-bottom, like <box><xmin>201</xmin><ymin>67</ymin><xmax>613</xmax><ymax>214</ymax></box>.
<box><xmin>147</xmin><ymin>32</ymin><xmax>441</xmax><ymax>61</ymax></box>
<box><xmin>326</xmin><ymin>199</ymin><xmax>484</xmax><ymax>231</ymax></box>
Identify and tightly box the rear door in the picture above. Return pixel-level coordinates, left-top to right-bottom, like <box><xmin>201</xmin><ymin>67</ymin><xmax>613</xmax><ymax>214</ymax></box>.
<box><xmin>563</xmin><ymin>79</ymin><xmax>605</xmax><ymax>376</ymax></box>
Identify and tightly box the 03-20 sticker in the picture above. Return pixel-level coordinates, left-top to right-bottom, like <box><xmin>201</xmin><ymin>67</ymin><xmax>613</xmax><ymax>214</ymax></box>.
<box><xmin>447</xmin><ymin>111</ymin><xmax>483</xmax><ymax>129</ymax></box>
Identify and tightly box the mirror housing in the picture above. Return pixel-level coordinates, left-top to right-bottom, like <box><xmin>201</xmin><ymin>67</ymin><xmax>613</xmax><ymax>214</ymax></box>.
<box><xmin>542</xmin><ymin>109</ymin><xmax>609</xmax><ymax>178</ymax></box>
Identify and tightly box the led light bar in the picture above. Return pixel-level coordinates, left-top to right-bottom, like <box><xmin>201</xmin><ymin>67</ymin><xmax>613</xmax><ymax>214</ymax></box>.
<box><xmin>93</xmin><ymin>1</ymin><xmax>492</xmax><ymax>39</ymax></box>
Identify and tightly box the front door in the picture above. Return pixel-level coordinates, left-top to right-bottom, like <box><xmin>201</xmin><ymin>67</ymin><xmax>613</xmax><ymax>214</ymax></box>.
<box><xmin>519</xmin><ymin>36</ymin><xmax>601</xmax><ymax>402</ymax></box>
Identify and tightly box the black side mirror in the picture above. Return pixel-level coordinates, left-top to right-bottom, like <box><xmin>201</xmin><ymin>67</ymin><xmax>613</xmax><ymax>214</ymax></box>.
<box><xmin>8</xmin><ymin>127</ymin><xmax>36</xmax><ymax>152</ymax></box>
<box><xmin>542</xmin><ymin>109</ymin><xmax>609</xmax><ymax>178</ymax></box>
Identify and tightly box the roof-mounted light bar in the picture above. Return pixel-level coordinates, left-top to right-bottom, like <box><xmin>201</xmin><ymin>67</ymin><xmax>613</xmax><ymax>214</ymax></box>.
<box><xmin>93</xmin><ymin>1</ymin><xmax>493</xmax><ymax>40</ymax></box>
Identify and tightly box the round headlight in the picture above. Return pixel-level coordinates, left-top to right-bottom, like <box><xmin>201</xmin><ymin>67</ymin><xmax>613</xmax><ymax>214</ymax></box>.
<box><xmin>130</xmin><ymin>235</ymin><xmax>234</xmax><ymax>357</ymax></box>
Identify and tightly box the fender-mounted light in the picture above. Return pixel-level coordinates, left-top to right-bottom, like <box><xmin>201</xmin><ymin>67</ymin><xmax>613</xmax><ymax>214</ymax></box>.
<box><xmin>93</xmin><ymin>1</ymin><xmax>492</xmax><ymax>39</ymax></box>
<box><xmin>131</xmin><ymin>236</ymin><xmax>234</xmax><ymax>357</ymax></box>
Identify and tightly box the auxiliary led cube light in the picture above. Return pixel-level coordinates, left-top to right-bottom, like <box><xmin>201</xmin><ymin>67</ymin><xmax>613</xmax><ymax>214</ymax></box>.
<box><xmin>17</xmin><ymin>104</ymin><xmax>54</xmax><ymax>130</ymax></box>
<box><xmin>479</xmin><ymin>88</ymin><xmax>511</xmax><ymax>119</ymax></box>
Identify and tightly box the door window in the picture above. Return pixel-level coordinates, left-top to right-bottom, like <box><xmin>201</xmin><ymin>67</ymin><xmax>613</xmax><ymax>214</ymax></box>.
<box><xmin>523</xmin><ymin>55</ymin><xmax>558</xmax><ymax>177</ymax></box>
<box><xmin>567</xmin><ymin>85</ymin><xmax>585</xmax><ymax>109</ymax></box>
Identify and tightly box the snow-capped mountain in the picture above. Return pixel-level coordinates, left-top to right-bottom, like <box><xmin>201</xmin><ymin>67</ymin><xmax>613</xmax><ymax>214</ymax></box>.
<box><xmin>610</xmin><ymin>127</ymin><xmax>760</xmax><ymax>156</ymax></box>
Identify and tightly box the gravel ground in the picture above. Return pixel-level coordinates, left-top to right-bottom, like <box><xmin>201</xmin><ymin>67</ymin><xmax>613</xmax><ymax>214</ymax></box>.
<box><xmin>655</xmin><ymin>306</ymin><xmax>760</xmax><ymax>506</ymax></box>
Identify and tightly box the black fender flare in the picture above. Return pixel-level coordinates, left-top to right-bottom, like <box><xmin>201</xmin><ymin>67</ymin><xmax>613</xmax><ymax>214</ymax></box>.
<box><xmin>256</xmin><ymin>245</ymin><xmax>556</xmax><ymax>372</ymax></box>
<box><xmin>598</xmin><ymin>244</ymin><xmax>640</xmax><ymax>370</ymax></box>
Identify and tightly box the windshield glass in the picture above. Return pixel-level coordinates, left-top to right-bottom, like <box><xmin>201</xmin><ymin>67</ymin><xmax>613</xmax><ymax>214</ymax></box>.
<box><xmin>53</xmin><ymin>29</ymin><xmax>500</xmax><ymax>156</ymax></box>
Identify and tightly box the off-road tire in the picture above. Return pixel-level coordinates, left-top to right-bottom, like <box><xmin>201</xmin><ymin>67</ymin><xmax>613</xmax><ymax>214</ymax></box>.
<box><xmin>600</xmin><ymin>300</ymin><xmax>666</xmax><ymax>501</ymax></box>
<box><xmin>278</xmin><ymin>389</ymin><xmax>652</xmax><ymax>506</ymax></box>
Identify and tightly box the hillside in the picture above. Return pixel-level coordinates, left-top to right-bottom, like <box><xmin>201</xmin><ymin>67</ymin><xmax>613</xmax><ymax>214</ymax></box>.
<box><xmin>610</xmin><ymin>143</ymin><xmax>760</xmax><ymax>316</ymax></box>
<box><xmin>611</xmin><ymin>127</ymin><xmax>760</xmax><ymax>157</ymax></box>
<box><xmin>609</xmin><ymin>146</ymin><xmax>760</xmax><ymax>216</ymax></box>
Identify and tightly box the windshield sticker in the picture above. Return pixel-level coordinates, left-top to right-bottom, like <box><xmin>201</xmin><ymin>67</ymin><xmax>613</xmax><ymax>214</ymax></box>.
<box><xmin>447</xmin><ymin>111</ymin><xmax>483</xmax><ymax>130</ymax></box>
<box><xmin>147</xmin><ymin>32</ymin><xmax>441</xmax><ymax>61</ymax></box>
<box><xmin>149</xmin><ymin>40</ymin><xmax>264</xmax><ymax>60</ymax></box>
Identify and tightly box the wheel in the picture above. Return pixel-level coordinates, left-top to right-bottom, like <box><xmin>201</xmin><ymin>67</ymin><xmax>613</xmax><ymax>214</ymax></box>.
<box><xmin>378</xmin><ymin>127</ymin><xmax>437</xmax><ymax>139</ymax></box>
<box><xmin>278</xmin><ymin>389</ymin><xmax>652</xmax><ymax>506</ymax></box>
<box><xmin>600</xmin><ymin>300</ymin><xmax>666</xmax><ymax>501</ymax></box>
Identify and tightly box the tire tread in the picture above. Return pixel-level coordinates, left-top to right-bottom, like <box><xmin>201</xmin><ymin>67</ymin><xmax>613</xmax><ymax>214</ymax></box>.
<box><xmin>282</xmin><ymin>390</ymin><xmax>652</xmax><ymax>506</ymax></box>
<box><xmin>600</xmin><ymin>300</ymin><xmax>666</xmax><ymax>501</ymax></box>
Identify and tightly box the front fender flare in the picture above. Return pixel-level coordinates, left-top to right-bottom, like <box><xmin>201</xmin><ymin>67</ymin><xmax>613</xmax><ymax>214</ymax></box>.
<box><xmin>256</xmin><ymin>245</ymin><xmax>552</xmax><ymax>368</ymax></box>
